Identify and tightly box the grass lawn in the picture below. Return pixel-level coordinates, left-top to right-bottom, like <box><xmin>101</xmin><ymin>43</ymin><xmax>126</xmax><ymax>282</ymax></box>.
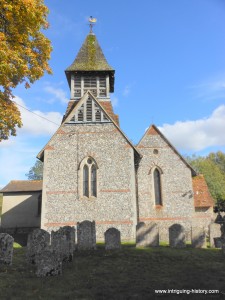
<box><xmin>0</xmin><ymin>244</ymin><xmax>225</xmax><ymax>299</ymax></box>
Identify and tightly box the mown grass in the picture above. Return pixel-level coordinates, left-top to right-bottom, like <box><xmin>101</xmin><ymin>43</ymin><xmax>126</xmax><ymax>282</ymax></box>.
<box><xmin>0</xmin><ymin>244</ymin><xmax>224</xmax><ymax>300</ymax></box>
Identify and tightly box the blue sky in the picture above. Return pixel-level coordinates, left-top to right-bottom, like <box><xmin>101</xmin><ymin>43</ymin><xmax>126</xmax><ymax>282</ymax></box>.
<box><xmin>0</xmin><ymin>0</ymin><xmax>225</xmax><ymax>188</ymax></box>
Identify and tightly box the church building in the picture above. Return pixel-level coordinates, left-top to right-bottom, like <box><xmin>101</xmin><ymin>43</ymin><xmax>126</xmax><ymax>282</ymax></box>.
<box><xmin>1</xmin><ymin>28</ymin><xmax>214</xmax><ymax>242</ymax></box>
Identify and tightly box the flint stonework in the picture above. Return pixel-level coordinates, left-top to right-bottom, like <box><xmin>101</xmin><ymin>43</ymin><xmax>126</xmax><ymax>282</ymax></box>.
<box><xmin>209</xmin><ymin>223</ymin><xmax>221</xmax><ymax>248</ymax></box>
<box><xmin>51</xmin><ymin>226</ymin><xmax>75</xmax><ymax>262</ymax></box>
<box><xmin>169</xmin><ymin>224</ymin><xmax>186</xmax><ymax>248</ymax></box>
<box><xmin>0</xmin><ymin>233</ymin><xmax>14</xmax><ymax>265</ymax></box>
<box><xmin>136</xmin><ymin>222</ymin><xmax>159</xmax><ymax>247</ymax></box>
<box><xmin>35</xmin><ymin>248</ymin><xmax>62</xmax><ymax>277</ymax></box>
<box><xmin>26</xmin><ymin>229</ymin><xmax>50</xmax><ymax>264</ymax></box>
<box><xmin>191</xmin><ymin>227</ymin><xmax>207</xmax><ymax>248</ymax></box>
<box><xmin>77</xmin><ymin>220</ymin><xmax>96</xmax><ymax>250</ymax></box>
<box><xmin>104</xmin><ymin>228</ymin><xmax>121</xmax><ymax>250</ymax></box>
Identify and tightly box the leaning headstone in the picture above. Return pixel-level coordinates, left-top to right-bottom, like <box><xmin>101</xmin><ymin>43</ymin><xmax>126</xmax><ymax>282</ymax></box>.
<box><xmin>105</xmin><ymin>228</ymin><xmax>121</xmax><ymax>250</ymax></box>
<box><xmin>209</xmin><ymin>223</ymin><xmax>221</xmax><ymax>248</ymax></box>
<box><xmin>35</xmin><ymin>247</ymin><xmax>62</xmax><ymax>277</ymax></box>
<box><xmin>191</xmin><ymin>227</ymin><xmax>207</xmax><ymax>248</ymax></box>
<box><xmin>77</xmin><ymin>220</ymin><xmax>96</xmax><ymax>250</ymax></box>
<box><xmin>51</xmin><ymin>226</ymin><xmax>75</xmax><ymax>262</ymax></box>
<box><xmin>169</xmin><ymin>224</ymin><xmax>186</xmax><ymax>248</ymax></box>
<box><xmin>136</xmin><ymin>222</ymin><xmax>159</xmax><ymax>247</ymax></box>
<box><xmin>0</xmin><ymin>233</ymin><xmax>14</xmax><ymax>265</ymax></box>
<box><xmin>26</xmin><ymin>229</ymin><xmax>50</xmax><ymax>264</ymax></box>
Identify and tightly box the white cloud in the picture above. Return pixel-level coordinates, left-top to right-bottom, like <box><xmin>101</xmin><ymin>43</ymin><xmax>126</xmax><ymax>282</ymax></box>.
<box><xmin>44</xmin><ymin>85</ymin><xmax>68</xmax><ymax>104</ymax></box>
<box><xmin>189</xmin><ymin>77</ymin><xmax>225</xmax><ymax>101</ymax></box>
<box><xmin>159</xmin><ymin>105</ymin><xmax>225</xmax><ymax>152</ymax></box>
<box><xmin>123</xmin><ymin>85</ymin><xmax>131</xmax><ymax>97</ymax></box>
<box><xmin>14</xmin><ymin>96</ymin><xmax>62</xmax><ymax>136</ymax></box>
<box><xmin>0</xmin><ymin>137</ymin><xmax>41</xmax><ymax>187</ymax></box>
<box><xmin>111</xmin><ymin>96</ymin><xmax>119</xmax><ymax>108</ymax></box>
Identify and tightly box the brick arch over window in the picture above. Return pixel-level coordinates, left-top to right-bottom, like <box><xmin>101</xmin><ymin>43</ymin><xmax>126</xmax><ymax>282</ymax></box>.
<box><xmin>79</xmin><ymin>157</ymin><xmax>98</xmax><ymax>199</ymax></box>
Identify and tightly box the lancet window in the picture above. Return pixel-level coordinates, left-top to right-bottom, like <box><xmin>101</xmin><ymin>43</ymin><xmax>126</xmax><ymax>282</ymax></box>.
<box><xmin>81</xmin><ymin>157</ymin><xmax>98</xmax><ymax>198</ymax></box>
<box><xmin>153</xmin><ymin>168</ymin><xmax>162</xmax><ymax>206</ymax></box>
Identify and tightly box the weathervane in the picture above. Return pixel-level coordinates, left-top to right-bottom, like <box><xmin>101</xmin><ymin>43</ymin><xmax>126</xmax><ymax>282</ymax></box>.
<box><xmin>89</xmin><ymin>16</ymin><xmax>97</xmax><ymax>33</ymax></box>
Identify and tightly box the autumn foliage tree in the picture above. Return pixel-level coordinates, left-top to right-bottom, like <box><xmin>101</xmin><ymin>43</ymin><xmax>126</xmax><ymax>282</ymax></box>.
<box><xmin>0</xmin><ymin>0</ymin><xmax>52</xmax><ymax>141</ymax></box>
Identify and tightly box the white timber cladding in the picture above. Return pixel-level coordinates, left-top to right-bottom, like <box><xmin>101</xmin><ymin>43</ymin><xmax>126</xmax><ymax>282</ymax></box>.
<box><xmin>71</xmin><ymin>74</ymin><xmax>110</xmax><ymax>99</ymax></box>
<box><xmin>68</xmin><ymin>96</ymin><xmax>111</xmax><ymax>123</ymax></box>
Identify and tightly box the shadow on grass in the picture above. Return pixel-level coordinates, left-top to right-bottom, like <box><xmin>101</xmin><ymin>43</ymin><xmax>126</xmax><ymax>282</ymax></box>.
<box><xmin>0</xmin><ymin>244</ymin><xmax>224</xmax><ymax>299</ymax></box>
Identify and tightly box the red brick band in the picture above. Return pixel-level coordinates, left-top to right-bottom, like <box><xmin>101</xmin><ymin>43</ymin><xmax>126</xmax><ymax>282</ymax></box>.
<box><xmin>44</xmin><ymin>219</ymin><xmax>133</xmax><ymax>227</ymax></box>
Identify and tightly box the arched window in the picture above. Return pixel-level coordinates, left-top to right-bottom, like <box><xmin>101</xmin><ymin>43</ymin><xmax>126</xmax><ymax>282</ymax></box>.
<box><xmin>83</xmin><ymin>165</ymin><xmax>89</xmax><ymax>197</ymax></box>
<box><xmin>91</xmin><ymin>165</ymin><xmax>97</xmax><ymax>197</ymax></box>
<box><xmin>153</xmin><ymin>168</ymin><xmax>162</xmax><ymax>205</ymax></box>
<box><xmin>80</xmin><ymin>157</ymin><xmax>98</xmax><ymax>198</ymax></box>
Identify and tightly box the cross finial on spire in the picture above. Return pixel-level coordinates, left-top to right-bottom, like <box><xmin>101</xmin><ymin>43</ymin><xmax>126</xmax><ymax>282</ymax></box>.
<box><xmin>89</xmin><ymin>16</ymin><xmax>97</xmax><ymax>33</ymax></box>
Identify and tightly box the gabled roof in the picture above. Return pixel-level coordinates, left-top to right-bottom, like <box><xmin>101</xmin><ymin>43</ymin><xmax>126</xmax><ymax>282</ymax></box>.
<box><xmin>192</xmin><ymin>175</ymin><xmax>214</xmax><ymax>207</ymax></box>
<box><xmin>0</xmin><ymin>180</ymin><xmax>43</xmax><ymax>193</ymax></box>
<box><xmin>137</xmin><ymin>124</ymin><xmax>196</xmax><ymax>176</ymax></box>
<box><xmin>37</xmin><ymin>91</ymin><xmax>141</xmax><ymax>161</ymax></box>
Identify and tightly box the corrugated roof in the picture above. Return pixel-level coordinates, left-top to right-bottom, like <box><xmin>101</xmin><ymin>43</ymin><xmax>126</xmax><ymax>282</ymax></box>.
<box><xmin>0</xmin><ymin>180</ymin><xmax>43</xmax><ymax>193</ymax></box>
<box><xmin>192</xmin><ymin>175</ymin><xmax>214</xmax><ymax>207</ymax></box>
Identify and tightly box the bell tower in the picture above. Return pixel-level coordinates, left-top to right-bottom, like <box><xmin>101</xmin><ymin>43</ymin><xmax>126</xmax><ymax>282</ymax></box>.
<box><xmin>65</xmin><ymin>30</ymin><xmax>115</xmax><ymax>100</ymax></box>
<box><xmin>64</xmin><ymin>19</ymin><xmax>118</xmax><ymax>124</ymax></box>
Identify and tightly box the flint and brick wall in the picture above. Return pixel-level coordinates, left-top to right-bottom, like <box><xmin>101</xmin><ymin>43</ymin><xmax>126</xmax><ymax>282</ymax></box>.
<box><xmin>41</xmin><ymin>122</ymin><xmax>137</xmax><ymax>240</ymax></box>
<box><xmin>137</xmin><ymin>131</ymin><xmax>212</xmax><ymax>241</ymax></box>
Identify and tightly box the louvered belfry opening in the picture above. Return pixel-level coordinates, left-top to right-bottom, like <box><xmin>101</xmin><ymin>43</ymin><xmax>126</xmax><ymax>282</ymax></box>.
<box><xmin>69</xmin><ymin>96</ymin><xmax>110</xmax><ymax>123</ymax></box>
<box><xmin>73</xmin><ymin>74</ymin><xmax>107</xmax><ymax>99</ymax></box>
<box><xmin>86</xmin><ymin>98</ymin><xmax>92</xmax><ymax>121</ymax></box>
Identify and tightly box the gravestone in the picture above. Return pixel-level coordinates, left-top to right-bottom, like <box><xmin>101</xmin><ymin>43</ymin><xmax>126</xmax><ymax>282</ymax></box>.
<box><xmin>35</xmin><ymin>247</ymin><xmax>62</xmax><ymax>277</ymax></box>
<box><xmin>209</xmin><ymin>223</ymin><xmax>221</xmax><ymax>248</ymax></box>
<box><xmin>51</xmin><ymin>226</ymin><xmax>75</xmax><ymax>262</ymax></box>
<box><xmin>77</xmin><ymin>220</ymin><xmax>96</xmax><ymax>250</ymax></box>
<box><xmin>191</xmin><ymin>227</ymin><xmax>207</xmax><ymax>248</ymax></box>
<box><xmin>0</xmin><ymin>233</ymin><xmax>14</xmax><ymax>265</ymax></box>
<box><xmin>136</xmin><ymin>222</ymin><xmax>159</xmax><ymax>247</ymax></box>
<box><xmin>26</xmin><ymin>229</ymin><xmax>50</xmax><ymax>264</ymax></box>
<box><xmin>169</xmin><ymin>224</ymin><xmax>186</xmax><ymax>248</ymax></box>
<box><xmin>104</xmin><ymin>228</ymin><xmax>121</xmax><ymax>250</ymax></box>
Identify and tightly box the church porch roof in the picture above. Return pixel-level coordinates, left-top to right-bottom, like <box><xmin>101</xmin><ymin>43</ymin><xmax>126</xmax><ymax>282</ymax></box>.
<box><xmin>0</xmin><ymin>180</ymin><xmax>43</xmax><ymax>193</ymax></box>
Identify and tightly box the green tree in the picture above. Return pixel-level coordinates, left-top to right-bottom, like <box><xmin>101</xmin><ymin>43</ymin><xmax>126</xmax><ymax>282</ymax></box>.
<box><xmin>208</xmin><ymin>151</ymin><xmax>225</xmax><ymax>174</ymax></box>
<box><xmin>26</xmin><ymin>160</ymin><xmax>43</xmax><ymax>180</ymax></box>
<box><xmin>0</xmin><ymin>0</ymin><xmax>52</xmax><ymax>141</ymax></box>
<box><xmin>187</xmin><ymin>153</ymin><xmax>225</xmax><ymax>203</ymax></box>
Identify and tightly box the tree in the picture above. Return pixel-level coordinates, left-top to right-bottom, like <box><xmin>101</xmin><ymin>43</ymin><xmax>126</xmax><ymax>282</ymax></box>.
<box><xmin>208</xmin><ymin>151</ymin><xmax>225</xmax><ymax>174</ymax></box>
<box><xmin>186</xmin><ymin>153</ymin><xmax>225</xmax><ymax>203</ymax></box>
<box><xmin>0</xmin><ymin>0</ymin><xmax>52</xmax><ymax>141</ymax></box>
<box><xmin>26</xmin><ymin>160</ymin><xmax>43</xmax><ymax>180</ymax></box>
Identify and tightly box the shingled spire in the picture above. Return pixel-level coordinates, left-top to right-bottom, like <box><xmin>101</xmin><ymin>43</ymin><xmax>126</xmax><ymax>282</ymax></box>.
<box><xmin>63</xmin><ymin>28</ymin><xmax>118</xmax><ymax>125</ymax></box>
<box><xmin>65</xmin><ymin>33</ymin><xmax>115</xmax><ymax>93</ymax></box>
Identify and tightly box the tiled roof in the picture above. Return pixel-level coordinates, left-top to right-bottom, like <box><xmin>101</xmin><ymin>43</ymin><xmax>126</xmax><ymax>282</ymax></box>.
<box><xmin>100</xmin><ymin>101</ymin><xmax>119</xmax><ymax>126</ymax></box>
<box><xmin>0</xmin><ymin>180</ymin><xmax>43</xmax><ymax>193</ymax></box>
<box><xmin>62</xmin><ymin>100</ymin><xmax>79</xmax><ymax>123</ymax></box>
<box><xmin>65</xmin><ymin>33</ymin><xmax>114</xmax><ymax>72</ymax></box>
<box><xmin>192</xmin><ymin>175</ymin><xmax>214</xmax><ymax>207</ymax></box>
